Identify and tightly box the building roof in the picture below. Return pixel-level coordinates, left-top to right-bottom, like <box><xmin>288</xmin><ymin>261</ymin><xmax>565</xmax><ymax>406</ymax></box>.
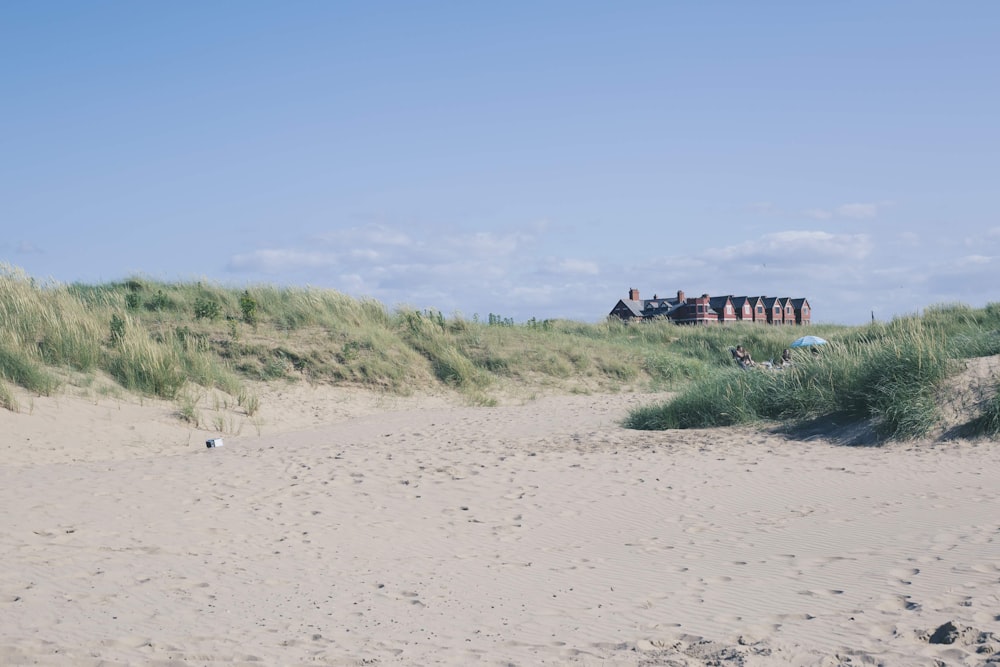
<box><xmin>640</xmin><ymin>296</ymin><xmax>683</xmax><ymax>318</ymax></box>
<box><xmin>762</xmin><ymin>296</ymin><xmax>781</xmax><ymax>308</ymax></box>
<box><xmin>611</xmin><ymin>289</ymin><xmax>811</xmax><ymax>323</ymax></box>
<box><xmin>708</xmin><ymin>295</ymin><xmax>733</xmax><ymax>310</ymax></box>
<box><xmin>613</xmin><ymin>299</ymin><xmax>644</xmax><ymax>318</ymax></box>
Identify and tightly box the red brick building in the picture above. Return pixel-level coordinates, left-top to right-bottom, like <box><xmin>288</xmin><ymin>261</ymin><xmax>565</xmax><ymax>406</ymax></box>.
<box><xmin>610</xmin><ymin>288</ymin><xmax>811</xmax><ymax>325</ymax></box>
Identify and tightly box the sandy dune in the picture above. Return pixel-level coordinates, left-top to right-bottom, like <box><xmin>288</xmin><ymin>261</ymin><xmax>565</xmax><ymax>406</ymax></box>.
<box><xmin>2</xmin><ymin>385</ymin><xmax>999</xmax><ymax>665</ymax></box>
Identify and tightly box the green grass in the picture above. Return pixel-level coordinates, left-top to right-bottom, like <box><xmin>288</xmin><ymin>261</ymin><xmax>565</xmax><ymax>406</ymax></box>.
<box><xmin>965</xmin><ymin>385</ymin><xmax>1000</xmax><ymax>437</ymax></box>
<box><xmin>0</xmin><ymin>379</ymin><xmax>19</xmax><ymax>412</ymax></box>
<box><xmin>624</xmin><ymin>314</ymin><xmax>985</xmax><ymax>441</ymax></box>
<box><xmin>0</xmin><ymin>345</ymin><xmax>59</xmax><ymax>396</ymax></box>
<box><xmin>4</xmin><ymin>263</ymin><xmax>1000</xmax><ymax>441</ymax></box>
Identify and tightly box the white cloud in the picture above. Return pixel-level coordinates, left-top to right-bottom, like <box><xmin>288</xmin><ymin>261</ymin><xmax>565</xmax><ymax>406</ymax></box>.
<box><xmin>837</xmin><ymin>203</ymin><xmax>879</xmax><ymax>219</ymax></box>
<box><xmin>957</xmin><ymin>254</ymin><xmax>991</xmax><ymax>267</ymax></box>
<box><xmin>227</xmin><ymin>249</ymin><xmax>338</xmax><ymax>273</ymax></box>
<box><xmin>715</xmin><ymin>230</ymin><xmax>872</xmax><ymax>263</ymax></box>
<box><xmin>315</xmin><ymin>225</ymin><xmax>412</xmax><ymax>247</ymax></box>
<box><xmin>804</xmin><ymin>208</ymin><xmax>834</xmax><ymax>220</ymax></box>
<box><xmin>221</xmin><ymin>221</ymin><xmax>618</xmax><ymax>320</ymax></box>
<box><xmin>15</xmin><ymin>241</ymin><xmax>43</xmax><ymax>254</ymax></box>
<box><xmin>961</xmin><ymin>227</ymin><xmax>1000</xmax><ymax>249</ymax></box>
<box><xmin>218</xmin><ymin>219</ymin><xmax>1000</xmax><ymax>326</ymax></box>
<box><xmin>443</xmin><ymin>230</ymin><xmax>529</xmax><ymax>256</ymax></box>
<box><xmin>509</xmin><ymin>284</ymin><xmax>558</xmax><ymax>304</ymax></box>
<box><xmin>802</xmin><ymin>201</ymin><xmax>887</xmax><ymax>221</ymax></box>
<box><xmin>551</xmin><ymin>258</ymin><xmax>599</xmax><ymax>275</ymax></box>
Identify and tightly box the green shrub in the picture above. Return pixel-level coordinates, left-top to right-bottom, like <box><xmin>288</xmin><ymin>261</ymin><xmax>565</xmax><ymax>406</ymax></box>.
<box><xmin>110</xmin><ymin>314</ymin><xmax>126</xmax><ymax>344</ymax></box>
<box><xmin>146</xmin><ymin>290</ymin><xmax>172</xmax><ymax>312</ymax></box>
<box><xmin>194</xmin><ymin>297</ymin><xmax>222</xmax><ymax>320</ymax></box>
<box><xmin>240</xmin><ymin>290</ymin><xmax>258</xmax><ymax>325</ymax></box>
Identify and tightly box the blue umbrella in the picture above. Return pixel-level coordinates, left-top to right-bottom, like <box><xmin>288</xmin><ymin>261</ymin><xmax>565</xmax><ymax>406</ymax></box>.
<box><xmin>790</xmin><ymin>335</ymin><xmax>828</xmax><ymax>348</ymax></box>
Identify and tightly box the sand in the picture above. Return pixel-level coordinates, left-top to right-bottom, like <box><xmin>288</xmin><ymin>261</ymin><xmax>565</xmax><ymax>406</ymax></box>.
<box><xmin>1</xmin><ymin>383</ymin><xmax>999</xmax><ymax>665</ymax></box>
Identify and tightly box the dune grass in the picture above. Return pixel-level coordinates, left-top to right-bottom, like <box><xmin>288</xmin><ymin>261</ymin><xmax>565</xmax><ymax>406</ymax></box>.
<box><xmin>0</xmin><ymin>265</ymin><xmax>670</xmax><ymax>411</ymax></box>
<box><xmin>0</xmin><ymin>379</ymin><xmax>18</xmax><ymax>412</ymax></box>
<box><xmin>965</xmin><ymin>387</ymin><xmax>1000</xmax><ymax>437</ymax></box>
<box><xmin>3</xmin><ymin>264</ymin><xmax>999</xmax><ymax>441</ymax></box>
<box><xmin>624</xmin><ymin>309</ymin><xmax>999</xmax><ymax>441</ymax></box>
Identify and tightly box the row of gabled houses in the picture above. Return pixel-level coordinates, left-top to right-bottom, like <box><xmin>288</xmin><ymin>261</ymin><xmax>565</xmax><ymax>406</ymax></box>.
<box><xmin>610</xmin><ymin>288</ymin><xmax>812</xmax><ymax>325</ymax></box>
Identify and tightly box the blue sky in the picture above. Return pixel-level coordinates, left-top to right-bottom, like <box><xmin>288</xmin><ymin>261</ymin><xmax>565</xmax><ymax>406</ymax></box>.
<box><xmin>2</xmin><ymin>2</ymin><xmax>997</xmax><ymax>324</ymax></box>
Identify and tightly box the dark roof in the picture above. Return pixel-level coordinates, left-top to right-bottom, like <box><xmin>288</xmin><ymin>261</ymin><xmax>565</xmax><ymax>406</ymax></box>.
<box><xmin>612</xmin><ymin>299</ymin><xmax>644</xmax><ymax>317</ymax></box>
<box><xmin>641</xmin><ymin>296</ymin><xmax>682</xmax><ymax>317</ymax></box>
<box><xmin>612</xmin><ymin>295</ymin><xmax>686</xmax><ymax>319</ymax></box>
<box><xmin>708</xmin><ymin>295</ymin><xmax>732</xmax><ymax>310</ymax></box>
<box><xmin>612</xmin><ymin>291</ymin><xmax>810</xmax><ymax>321</ymax></box>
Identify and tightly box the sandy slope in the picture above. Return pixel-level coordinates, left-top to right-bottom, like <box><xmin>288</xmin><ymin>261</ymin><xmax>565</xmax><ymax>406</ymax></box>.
<box><xmin>1</xmin><ymin>384</ymin><xmax>999</xmax><ymax>665</ymax></box>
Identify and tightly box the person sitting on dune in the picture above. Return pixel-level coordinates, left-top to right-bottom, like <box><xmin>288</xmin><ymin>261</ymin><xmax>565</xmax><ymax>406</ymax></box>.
<box><xmin>733</xmin><ymin>345</ymin><xmax>755</xmax><ymax>369</ymax></box>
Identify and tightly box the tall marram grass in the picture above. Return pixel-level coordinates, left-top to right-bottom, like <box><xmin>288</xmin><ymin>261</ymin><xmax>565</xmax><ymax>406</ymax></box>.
<box><xmin>0</xmin><ymin>378</ymin><xmax>19</xmax><ymax>412</ymax></box>
<box><xmin>0</xmin><ymin>265</ymin><xmax>242</xmax><ymax>402</ymax></box>
<box><xmin>0</xmin><ymin>265</ymin><xmax>687</xmax><ymax>411</ymax></box>
<box><xmin>5</xmin><ymin>264</ymin><xmax>1000</xmax><ymax>441</ymax></box>
<box><xmin>625</xmin><ymin>316</ymin><xmax>965</xmax><ymax>441</ymax></box>
<box><xmin>105</xmin><ymin>323</ymin><xmax>188</xmax><ymax>399</ymax></box>
<box><xmin>965</xmin><ymin>386</ymin><xmax>1000</xmax><ymax>437</ymax></box>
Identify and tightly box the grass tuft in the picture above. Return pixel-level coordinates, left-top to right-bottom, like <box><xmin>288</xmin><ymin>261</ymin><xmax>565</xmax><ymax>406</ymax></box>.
<box><xmin>0</xmin><ymin>379</ymin><xmax>19</xmax><ymax>412</ymax></box>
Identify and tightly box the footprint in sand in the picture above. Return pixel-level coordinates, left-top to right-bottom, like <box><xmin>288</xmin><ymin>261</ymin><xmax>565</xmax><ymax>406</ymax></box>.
<box><xmin>875</xmin><ymin>594</ymin><xmax>921</xmax><ymax>612</ymax></box>
<box><xmin>798</xmin><ymin>589</ymin><xmax>845</xmax><ymax>598</ymax></box>
<box><xmin>885</xmin><ymin>567</ymin><xmax>920</xmax><ymax>585</ymax></box>
<box><xmin>399</xmin><ymin>590</ymin><xmax>425</xmax><ymax>607</ymax></box>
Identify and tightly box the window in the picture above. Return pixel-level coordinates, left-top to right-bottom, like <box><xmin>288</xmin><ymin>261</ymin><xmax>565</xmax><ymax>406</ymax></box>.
<box><xmin>726</xmin><ymin>305</ymin><xmax>733</xmax><ymax>314</ymax></box>
<box><xmin>756</xmin><ymin>306</ymin><xmax>763</xmax><ymax>314</ymax></box>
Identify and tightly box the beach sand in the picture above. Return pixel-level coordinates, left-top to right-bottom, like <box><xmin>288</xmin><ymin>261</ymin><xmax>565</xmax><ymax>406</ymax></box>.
<box><xmin>1</xmin><ymin>384</ymin><xmax>998</xmax><ymax>665</ymax></box>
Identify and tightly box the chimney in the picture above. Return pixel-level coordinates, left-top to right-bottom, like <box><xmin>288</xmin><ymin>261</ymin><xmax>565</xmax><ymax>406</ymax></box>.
<box><xmin>677</xmin><ymin>290</ymin><xmax>685</xmax><ymax>303</ymax></box>
<box><xmin>629</xmin><ymin>287</ymin><xmax>640</xmax><ymax>301</ymax></box>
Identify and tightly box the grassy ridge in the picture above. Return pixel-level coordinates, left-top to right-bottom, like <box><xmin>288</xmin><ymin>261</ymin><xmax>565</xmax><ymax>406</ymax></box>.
<box><xmin>625</xmin><ymin>305</ymin><xmax>1000</xmax><ymax>441</ymax></box>
<box><xmin>3</xmin><ymin>264</ymin><xmax>999</xmax><ymax>441</ymax></box>
<box><xmin>0</xmin><ymin>265</ymin><xmax>701</xmax><ymax>407</ymax></box>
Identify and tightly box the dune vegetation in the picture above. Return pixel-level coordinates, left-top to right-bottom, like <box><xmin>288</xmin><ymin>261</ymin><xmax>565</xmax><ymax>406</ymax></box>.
<box><xmin>625</xmin><ymin>304</ymin><xmax>1000</xmax><ymax>441</ymax></box>
<box><xmin>2</xmin><ymin>264</ymin><xmax>999</xmax><ymax>442</ymax></box>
